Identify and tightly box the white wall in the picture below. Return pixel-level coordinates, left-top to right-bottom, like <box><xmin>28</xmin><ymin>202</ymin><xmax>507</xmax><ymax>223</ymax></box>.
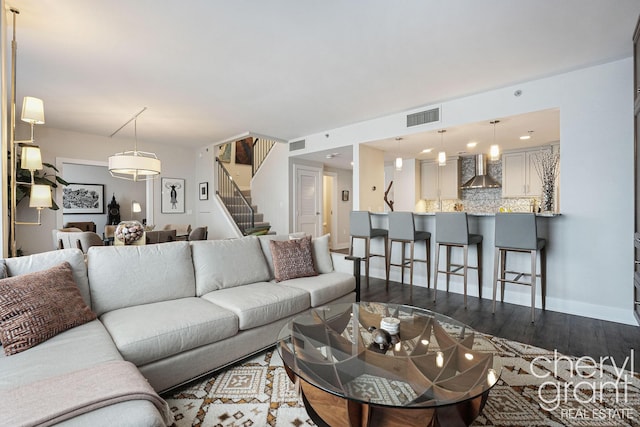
<box><xmin>325</xmin><ymin>166</ymin><xmax>353</xmax><ymax>248</ymax></box>
<box><xmin>14</xmin><ymin>127</ymin><xmax>198</xmax><ymax>255</ymax></box>
<box><xmin>292</xmin><ymin>58</ymin><xmax>635</xmax><ymax>325</ymax></box>
<box><xmin>251</xmin><ymin>142</ymin><xmax>290</xmax><ymax>235</ymax></box>
<box><xmin>358</xmin><ymin>145</ymin><xmax>385</xmax><ymax>212</ymax></box>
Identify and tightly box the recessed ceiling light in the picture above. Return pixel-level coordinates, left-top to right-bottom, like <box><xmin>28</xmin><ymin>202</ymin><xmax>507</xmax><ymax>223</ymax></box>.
<box><xmin>520</xmin><ymin>130</ymin><xmax>534</xmax><ymax>140</ymax></box>
<box><xmin>467</xmin><ymin>141</ymin><xmax>477</xmax><ymax>148</ymax></box>
<box><xmin>421</xmin><ymin>148</ymin><xmax>432</xmax><ymax>153</ymax></box>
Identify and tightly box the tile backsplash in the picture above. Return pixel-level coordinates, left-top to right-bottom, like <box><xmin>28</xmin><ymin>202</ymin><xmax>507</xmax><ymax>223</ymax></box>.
<box><xmin>420</xmin><ymin>156</ymin><xmax>540</xmax><ymax>214</ymax></box>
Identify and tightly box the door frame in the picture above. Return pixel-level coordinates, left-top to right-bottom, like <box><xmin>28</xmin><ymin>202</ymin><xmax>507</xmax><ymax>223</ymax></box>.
<box><xmin>293</xmin><ymin>163</ymin><xmax>322</xmax><ymax>236</ymax></box>
<box><xmin>323</xmin><ymin>171</ymin><xmax>339</xmax><ymax>248</ymax></box>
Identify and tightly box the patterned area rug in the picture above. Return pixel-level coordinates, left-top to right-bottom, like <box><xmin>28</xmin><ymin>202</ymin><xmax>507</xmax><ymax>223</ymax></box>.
<box><xmin>165</xmin><ymin>334</ymin><xmax>640</xmax><ymax>426</ymax></box>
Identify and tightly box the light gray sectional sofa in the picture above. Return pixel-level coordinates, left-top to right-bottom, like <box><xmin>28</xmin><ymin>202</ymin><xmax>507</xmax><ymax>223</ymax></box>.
<box><xmin>0</xmin><ymin>235</ymin><xmax>357</xmax><ymax>426</ymax></box>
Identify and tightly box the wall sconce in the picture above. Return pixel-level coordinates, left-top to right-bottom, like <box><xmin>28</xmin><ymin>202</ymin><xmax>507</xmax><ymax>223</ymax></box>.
<box><xmin>8</xmin><ymin>8</ymin><xmax>52</xmax><ymax>257</ymax></box>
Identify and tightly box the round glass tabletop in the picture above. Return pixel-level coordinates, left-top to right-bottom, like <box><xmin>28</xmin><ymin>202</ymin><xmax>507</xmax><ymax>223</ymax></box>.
<box><xmin>277</xmin><ymin>302</ymin><xmax>502</xmax><ymax>409</ymax></box>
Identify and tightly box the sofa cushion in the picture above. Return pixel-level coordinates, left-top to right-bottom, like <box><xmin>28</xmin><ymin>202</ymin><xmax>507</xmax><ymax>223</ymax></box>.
<box><xmin>278</xmin><ymin>272</ymin><xmax>356</xmax><ymax>307</ymax></box>
<box><xmin>258</xmin><ymin>235</ymin><xmax>289</xmax><ymax>280</ymax></box>
<box><xmin>4</xmin><ymin>248</ymin><xmax>90</xmax><ymax>306</ymax></box>
<box><xmin>99</xmin><ymin>298</ymin><xmax>238</xmax><ymax>366</ymax></box>
<box><xmin>0</xmin><ymin>320</ymin><xmax>121</xmax><ymax>390</ymax></box>
<box><xmin>270</xmin><ymin>236</ymin><xmax>318</xmax><ymax>282</ymax></box>
<box><xmin>191</xmin><ymin>237</ymin><xmax>271</xmax><ymax>295</ymax></box>
<box><xmin>87</xmin><ymin>242</ymin><xmax>195</xmax><ymax>316</ymax></box>
<box><xmin>201</xmin><ymin>282</ymin><xmax>309</xmax><ymax>330</ymax></box>
<box><xmin>0</xmin><ymin>262</ymin><xmax>97</xmax><ymax>356</ymax></box>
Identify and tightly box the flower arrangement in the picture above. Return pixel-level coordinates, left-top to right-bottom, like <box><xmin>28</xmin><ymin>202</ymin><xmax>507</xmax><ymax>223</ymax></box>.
<box><xmin>533</xmin><ymin>150</ymin><xmax>560</xmax><ymax>212</ymax></box>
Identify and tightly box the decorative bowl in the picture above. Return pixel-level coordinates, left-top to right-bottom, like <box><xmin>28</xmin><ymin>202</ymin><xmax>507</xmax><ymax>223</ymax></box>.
<box><xmin>115</xmin><ymin>220</ymin><xmax>144</xmax><ymax>245</ymax></box>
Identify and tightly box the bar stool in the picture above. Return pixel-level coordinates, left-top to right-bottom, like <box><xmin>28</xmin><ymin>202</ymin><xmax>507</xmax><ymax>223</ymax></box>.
<box><xmin>349</xmin><ymin>211</ymin><xmax>389</xmax><ymax>287</ymax></box>
<box><xmin>433</xmin><ymin>212</ymin><xmax>483</xmax><ymax>307</ymax></box>
<box><xmin>387</xmin><ymin>211</ymin><xmax>431</xmax><ymax>291</ymax></box>
<box><xmin>492</xmin><ymin>213</ymin><xmax>546</xmax><ymax>323</ymax></box>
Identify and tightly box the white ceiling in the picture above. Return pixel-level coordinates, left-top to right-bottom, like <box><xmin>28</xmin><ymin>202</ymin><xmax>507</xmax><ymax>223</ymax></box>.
<box><xmin>7</xmin><ymin>0</ymin><xmax>640</xmax><ymax>155</ymax></box>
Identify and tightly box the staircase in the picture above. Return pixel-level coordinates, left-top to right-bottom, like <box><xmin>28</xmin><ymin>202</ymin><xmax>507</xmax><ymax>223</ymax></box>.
<box><xmin>216</xmin><ymin>157</ymin><xmax>273</xmax><ymax>235</ymax></box>
<box><xmin>220</xmin><ymin>189</ymin><xmax>272</xmax><ymax>234</ymax></box>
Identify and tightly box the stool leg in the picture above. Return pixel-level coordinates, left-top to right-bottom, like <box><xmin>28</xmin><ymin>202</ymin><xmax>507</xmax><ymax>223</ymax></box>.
<box><xmin>409</xmin><ymin>241</ymin><xmax>415</xmax><ymax>287</ymax></box>
<box><xmin>400</xmin><ymin>242</ymin><xmax>406</xmax><ymax>284</ymax></box>
<box><xmin>433</xmin><ymin>243</ymin><xmax>440</xmax><ymax>302</ymax></box>
<box><xmin>477</xmin><ymin>241</ymin><xmax>483</xmax><ymax>299</ymax></box>
<box><xmin>531</xmin><ymin>250</ymin><xmax>537</xmax><ymax>323</ymax></box>
<box><xmin>500</xmin><ymin>250</ymin><xmax>507</xmax><ymax>303</ymax></box>
<box><xmin>492</xmin><ymin>247</ymin><xmax>500</xmax><ymax>314</ymax></box>
<box><xmin>384</xmin><ymin>236</ymin><xmax>390</xmax><ymax>287</ymax></box>
<box><xmin>426</xmin><ymin>237</ymin><xmax>431</xmax><ymax>289</ymax></box>
<box><xmin>364</xmin><ymin>237</ymin><xmax>370</xmax><ymax>288</ymax></box>
<box><xmin>445</xmin><ymin>245</ymin><xmax>452</xmax><ymax>292</ymax></box>
<box><xmin>349</xmin><ymin>236</ymin><xmax>354</xmax><ymax>256</ymax></box>
<box><xmin>463</xmin><ymin>244</ymin><xmax>469</xmax><ymax>308</ymax></box>
<box><xmin>386</xmin><ymin>239</ymin><xmax>393</xmax><ymax>291</ymax></box>
<box><xmin>541</xmin><ymin>247</ymin><xmax>547</xmax><ymax>311</ymax></box>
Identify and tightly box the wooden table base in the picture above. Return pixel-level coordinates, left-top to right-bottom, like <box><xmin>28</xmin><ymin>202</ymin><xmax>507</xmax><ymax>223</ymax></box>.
<box><xmin>287</xmin><ymin>366</ymin><xmax>490</xmax><ymax>427</ymax></box>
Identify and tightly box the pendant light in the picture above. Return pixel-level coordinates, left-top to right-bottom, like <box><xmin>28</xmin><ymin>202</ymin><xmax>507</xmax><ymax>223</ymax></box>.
<box><xmin>489</xmin><ymin>120</ymin><xmax>500</xmax><ymax>161</ymax></box>
<box><xmin>108</xmin><ymin>107</ymin><xmax>161</xmax><ymax>181</ymax></box>
<box><xmin>394</xmin><ymin>137</ymin><xmax>403</xmax><ymax>171</ymax></box>
<box><xmin>437</xmin><ymin>130</ymin><xmax>446</xmax><ymax>166</ymax></box>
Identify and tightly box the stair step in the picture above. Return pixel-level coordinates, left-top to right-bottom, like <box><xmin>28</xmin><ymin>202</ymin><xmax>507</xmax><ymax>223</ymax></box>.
<box><xmin>221</xmin><ymin>196</ymin><xmax>252</xmax><ymax>205</ymax></box>
<box><xmin>232</xmin><ymin>213</ymin><xmax>263</xmax><ymax>223</ymax></box>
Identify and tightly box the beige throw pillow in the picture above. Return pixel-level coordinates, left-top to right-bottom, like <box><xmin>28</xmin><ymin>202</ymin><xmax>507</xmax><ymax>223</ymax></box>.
<box><xmin>0</xmin><ymin>262</ymin><xmax>97</xmax><ymax>356</ymax></box>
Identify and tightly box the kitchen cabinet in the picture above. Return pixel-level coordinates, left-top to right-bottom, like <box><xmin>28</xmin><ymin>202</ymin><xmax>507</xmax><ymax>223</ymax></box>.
<box><xmin>420</xmin><ymin>158</ymin><xmax>460</xmax><ymax>200</ymax></box>
<box><xmin>501</xmin><ymin>147</ymin><xmax>551</xmax><ymax>198</ymax></box>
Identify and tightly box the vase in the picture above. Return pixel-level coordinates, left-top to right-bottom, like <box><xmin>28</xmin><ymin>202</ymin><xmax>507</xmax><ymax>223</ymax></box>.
<box><xmin>541</xmin><ymin>181</ymin><xmax>554</xmax><ymax>212</ymax></box>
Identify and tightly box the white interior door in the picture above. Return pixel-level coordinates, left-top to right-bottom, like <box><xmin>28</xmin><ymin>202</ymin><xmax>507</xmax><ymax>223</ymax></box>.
<box><xmin>295</xmin><ymin>165</ymin><xmax>321</xmax><ymax>237</ymax></box>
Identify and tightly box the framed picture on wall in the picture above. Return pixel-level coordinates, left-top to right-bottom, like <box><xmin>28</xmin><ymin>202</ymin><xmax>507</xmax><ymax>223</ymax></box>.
<box><xmin>161</xmin><ymin>178</ymin><xmax>185</xmax><ymax>213</ymax></box>
<box><xmin>199</xmin><ymin>182</ymin><xmax>208</xmax><ymax>200</ymax></box>
<box><xmin>62</xmin><ymin>183</ymin><xmax>105</xmax><ymax>214</ymax></box>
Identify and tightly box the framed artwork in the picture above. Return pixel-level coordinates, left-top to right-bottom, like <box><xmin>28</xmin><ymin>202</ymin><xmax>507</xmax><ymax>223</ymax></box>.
<box><xmin>199</xmin><ymin>182</ymin><xmax>209</xmax><ymax>200</ymax></box>
<box><xmin>161</xmin><ymin>178</ymin><xmax>185</xmax><ymax>213</ymax></box>
<box><xmin>62</xmin><ymin>183</ymin><xmax>105</xmax><ymax>214</ymax></box>
<box><xmin>342</xmin><ymin>190</ymin><xmax>349</xmax><ymax>201</ymax></box>
<box><xmin>218</xmin><ymin>143</ymin><xmax>232</xmax><ymax>163</ymax></box>
<box><xmin>235</xmin><ymin>137</ymin><xmax>253</xmax><ymax>165</ymax></box>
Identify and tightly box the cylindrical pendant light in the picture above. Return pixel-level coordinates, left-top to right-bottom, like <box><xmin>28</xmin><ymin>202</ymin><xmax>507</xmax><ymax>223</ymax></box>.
<box><xmin>438</xmin><ymin>129</ymin><xmax>446</xmax><ymax>166</ymax></box>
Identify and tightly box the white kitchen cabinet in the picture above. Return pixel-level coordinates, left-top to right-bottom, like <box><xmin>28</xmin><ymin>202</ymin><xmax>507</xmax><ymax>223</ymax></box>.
<box><xmin>502</xmin><ymin>147</ymin><xmax>550</xmax><ymax>198</ymax></box>
<box><xmin>420</xmin><ymin>158</ymin><xmax>460</xmax><ymax>200</ymax></box>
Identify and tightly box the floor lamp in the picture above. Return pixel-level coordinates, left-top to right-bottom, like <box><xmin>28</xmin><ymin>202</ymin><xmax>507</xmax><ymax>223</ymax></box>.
<box><xmin>8</xmin><ymin>8</ymin><xmax>51</xmax><ymax>257</ymax></box>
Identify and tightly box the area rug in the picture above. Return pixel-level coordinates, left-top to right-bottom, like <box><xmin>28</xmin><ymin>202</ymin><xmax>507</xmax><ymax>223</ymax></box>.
<box><xmin>164</xmin><ymin>334</ymin><xmax>640</xmax><ymax>426</ymax></box>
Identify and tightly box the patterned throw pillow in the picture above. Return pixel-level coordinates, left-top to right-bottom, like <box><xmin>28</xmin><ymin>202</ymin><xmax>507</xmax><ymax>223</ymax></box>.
<box><xmin>269</xmin><ymin>236</ymin><xmax>318</xmax><ymax>282</ymax></box>
<box><xmin>0</xmin><ymin>262</ymin><xmax>97</xmax><ymax>356</ymax></box>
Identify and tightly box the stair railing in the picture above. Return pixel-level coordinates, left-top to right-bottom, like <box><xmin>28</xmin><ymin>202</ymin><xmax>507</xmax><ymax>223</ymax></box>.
<box><xmin>216</xmin><ymin>157</ymin><xmax>254</xmax><ymax>234</ymax></box>
<box><xmin>252</xmin><ymin>137</ymin><xmax>277</xmax><ymax>177</ymax></box>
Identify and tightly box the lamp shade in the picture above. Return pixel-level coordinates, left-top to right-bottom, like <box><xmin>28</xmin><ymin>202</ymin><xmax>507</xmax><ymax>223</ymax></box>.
<box><xmin>490</xmin><ymin>145</ymin><xmax>500</xmax><ymax>161</ymax></box>
<box><xmin>438</xmin><ymin>151</ymin><xmax>447</xmax><ymax>166</ymax></box>
<box><xmin>21</xmin><ymin>96</ymin><xmax>45</xmax><ymax>124</ymax></box>
<box><xmin>20</xmin><ymin>146</ymin><xmax>43</xmax><ymax>171</ymax></box>
<box><xmin>132</xmin><ymin>202</ymin><xmax>142</xmax><ymax>213</ymax></box>
<box><xmin>395</xmin><ymin>157</ymin><xmax>403</xmax><ymax>171</ymax></box>
<box><xmin>108</xmin><ymin>151</ymin><xmax>161</xmax><ymax>181</ymax></box>
<box><xmin>29</xmin><ymin>184</ymin><xmax>52</xmax><ymax>209</ymax></box>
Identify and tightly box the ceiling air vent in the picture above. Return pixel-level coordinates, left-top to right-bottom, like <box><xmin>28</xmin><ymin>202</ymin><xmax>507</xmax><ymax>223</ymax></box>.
<box><xmin>407</xmin><ymin>107</ymin><xmax>440</xmax><ymax>127</ymax></box>
<box><xmin>289</xmin><ymin>140</ymin><xmax>305</xmax><ymax>151</ymax></box>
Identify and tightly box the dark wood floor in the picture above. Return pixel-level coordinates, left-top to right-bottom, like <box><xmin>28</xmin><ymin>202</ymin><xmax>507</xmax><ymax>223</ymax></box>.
<box><xmin>360</xmin><ymin>276</ymin><xmax>640</xmax><ymax>368</ymax></box>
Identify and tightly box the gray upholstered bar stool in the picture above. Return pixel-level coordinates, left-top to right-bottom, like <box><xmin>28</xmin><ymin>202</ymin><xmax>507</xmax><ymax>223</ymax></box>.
<box><xmin>433</xmin><ymin>212</ymin><xmax>483</xmax><ymax>307</ymax></box>
<box><xmin>387</xmin><ymin>211</ymin><xmax>431</xmax><ymax>291</ymax></box>
<box><xmin>492</xmin><ymin>213</ymin><xmax>546</xmax><ymax>323</ymax></box>
<box><xmin>349</xmin><ymin>211</ymin><xmax>389</xmax><ymax>287</ymax></box>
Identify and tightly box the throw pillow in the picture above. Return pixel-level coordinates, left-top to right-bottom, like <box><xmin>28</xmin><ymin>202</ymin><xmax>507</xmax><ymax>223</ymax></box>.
<box><xmin>311</xmin><ymin>234</ymin><xmax>334</xmax><ymax>274</ymax></box>
<box><xmin>288</xmin><ymin>233</ymin><xmax>334</xmax><ymax>274</ymax></box>
<box><xmin>0</xmin><ymin>262</ymin><xmax>97</xmax><ymax>356</ymax></box>
<box><xmin>270</xmin><ymin>236</ymin><xmax>318</xmax><ymax>282</ymax></box>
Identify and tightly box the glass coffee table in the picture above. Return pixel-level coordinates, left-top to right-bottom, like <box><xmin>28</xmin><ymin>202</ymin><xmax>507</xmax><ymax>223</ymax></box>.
<box><xmin>277</xmin><ymin>302</ymin><xmax>501</xmax><ymax>427</ymax></box>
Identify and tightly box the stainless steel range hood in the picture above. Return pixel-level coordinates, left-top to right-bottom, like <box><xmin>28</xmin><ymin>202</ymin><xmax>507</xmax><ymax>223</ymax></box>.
<box><xmin>461</xmin><ymin>154</ymin><xmax>501</xmax><ymax>189</ymax></box>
